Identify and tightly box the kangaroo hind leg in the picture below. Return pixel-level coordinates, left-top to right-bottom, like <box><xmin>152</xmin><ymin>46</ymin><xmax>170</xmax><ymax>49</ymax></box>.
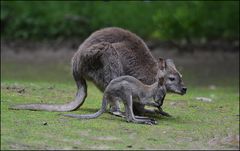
<box><xmin>124</xmin><ymin>95</ymin><xmax>157</xmax><ymax>125</ymax></box>
<box><xmin>108</xmin><ymin>97</ymin><xmax>126</xmax><ymax>118</ymax></box>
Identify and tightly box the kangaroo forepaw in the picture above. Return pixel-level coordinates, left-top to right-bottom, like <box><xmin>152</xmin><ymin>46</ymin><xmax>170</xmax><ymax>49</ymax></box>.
<box><xmin>156</xmin><ymin>107</ymin><xmax>172</xmax><ymax>117</ymax></box>
<box><xmin>159</xmin><ymin>110</ymin><xmax>172</xmax><ymax>117</ymax></box>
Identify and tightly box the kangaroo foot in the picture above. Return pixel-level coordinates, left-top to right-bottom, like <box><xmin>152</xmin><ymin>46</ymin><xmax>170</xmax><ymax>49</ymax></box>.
<box><xmin>109</xmin><ymin>111</ymin><xmax>126</xmax><ymax>118</ymax></box>
<box><xmin>143</xmin><ymin>120</ymin><xmax>157</xmax><ymax>125</ymax></box>
<box><xmin>127</xmin><ymin>118</ymin><xmax>157</xmax><ymax>125</ymax></box>
<box><xmin>134</xmin><ymin>115</ymin><xmax>149</xmax><ymax>119</ymax></box>
<box><xmin>135</xmin><ymin>116</ymin><xmax>157</xmax><ymax>124</ymax></box>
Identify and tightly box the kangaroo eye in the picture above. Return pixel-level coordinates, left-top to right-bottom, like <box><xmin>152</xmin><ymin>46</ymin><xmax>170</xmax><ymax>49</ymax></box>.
<box><xmin>169</xmin><ymin>77</ymin><xmax>175</xmax><ymax>81</ymax></box>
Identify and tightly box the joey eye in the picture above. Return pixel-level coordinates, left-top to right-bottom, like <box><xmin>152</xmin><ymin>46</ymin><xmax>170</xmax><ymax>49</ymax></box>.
<box><xmin>169</xmin><ymin>77</ymin><xmax>175</xmax><ymax>81</ymax></box>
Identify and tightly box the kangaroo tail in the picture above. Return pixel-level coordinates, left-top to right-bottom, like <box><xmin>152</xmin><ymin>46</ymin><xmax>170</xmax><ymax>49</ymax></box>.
<box><xmin>9</xmin><ymin>55</ymin><xmax>87</xmax><ymax>112</ymax></box>
<box><xmin>62</xmin><ymin>95</ymin><xmax>108</xmax><ymax>119</ymax></box>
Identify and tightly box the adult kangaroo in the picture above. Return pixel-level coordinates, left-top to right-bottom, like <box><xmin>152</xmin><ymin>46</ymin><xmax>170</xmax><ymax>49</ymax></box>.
<box><xmin>10</xmin><ymin>27</ymin><xmax>187</xmax><ymax>116</ymax></box>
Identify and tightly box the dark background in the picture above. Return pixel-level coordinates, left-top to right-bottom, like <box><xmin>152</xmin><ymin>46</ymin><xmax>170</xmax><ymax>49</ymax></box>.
<box><xmin>1</xmin><ymin>1</ymin><xmax>239</xmax><ymax>50</ymax></box>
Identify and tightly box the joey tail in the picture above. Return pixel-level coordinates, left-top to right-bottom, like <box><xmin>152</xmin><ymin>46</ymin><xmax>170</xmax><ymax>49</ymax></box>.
<box><xmin>62</xmin><ymin>95</ymin><xmax>108</xmax><ymax>119</ymax></box>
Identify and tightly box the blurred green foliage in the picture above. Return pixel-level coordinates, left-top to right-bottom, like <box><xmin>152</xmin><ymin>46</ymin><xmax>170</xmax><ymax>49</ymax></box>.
<box><xmin>1</xmin><ymin>1</ymin><xmax>239</xmax><ymax>41</ymax></box>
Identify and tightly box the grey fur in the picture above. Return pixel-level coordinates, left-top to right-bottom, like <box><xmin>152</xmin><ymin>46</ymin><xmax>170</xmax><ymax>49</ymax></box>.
<box><xmin>9</xmin><ymin>27</ymin><xmax>186</xmax><ymax>115</ymax></box>
<box><xmin>63</xmin><ymin>73</ymin><xmax>167</xmax><ymax>125</ymax></box>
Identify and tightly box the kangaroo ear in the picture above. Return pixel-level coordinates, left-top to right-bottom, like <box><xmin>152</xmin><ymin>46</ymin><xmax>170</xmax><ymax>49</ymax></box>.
<box><xmin>165</xmin><ymin>59</ymin><xmax>176</xmax><ymax>70</ymax></box>
<box><xmin>158</xmin><ymin>58</ymin><xmax>166</xmax><ymax>70</ymax></box>
<box><xmin>165</xmin><ymin>59</ymin><xmax>183</xmax><ymax>77</ymax></box>
<box><xmin>158</xmin><ymin>77</ymin><xmax>164</xmax><ymax>86</ymax></box>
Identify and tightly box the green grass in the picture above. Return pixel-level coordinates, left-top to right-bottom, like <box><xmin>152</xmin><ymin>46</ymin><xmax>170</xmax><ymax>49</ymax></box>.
<box><xmin>1</xmin><ymin>59</ymin><xmax>239</xmax><ymax>150</ymax></box>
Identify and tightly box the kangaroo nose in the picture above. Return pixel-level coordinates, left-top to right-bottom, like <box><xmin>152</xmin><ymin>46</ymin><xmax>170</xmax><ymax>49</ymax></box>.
<box><xmin>182</xmin><ymin>87</ymin><xmax>187</xmax><ymax>94</ymax></box>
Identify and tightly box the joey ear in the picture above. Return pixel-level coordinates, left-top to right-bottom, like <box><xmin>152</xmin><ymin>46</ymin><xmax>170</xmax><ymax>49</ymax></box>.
<box><xmin>158</xmin><ymin>77</ymin><xmax>164</xmax><ymax>86</ymax></box>
<box><xmin>158</xmin><ymin>58</ymin><xmax>166</xmax><ymax>70</ymax></box>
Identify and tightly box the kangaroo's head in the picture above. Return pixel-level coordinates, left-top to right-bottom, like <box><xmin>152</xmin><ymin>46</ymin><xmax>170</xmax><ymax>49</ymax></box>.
<box><xmin>163</xmin><ymin>58</ymin><xmax>187</xmax><ymax>95</ymax></box>
<box><xmin>156</xmin><ymin>58</ymin><xmax>187</xmax><ymax>95</ymax></box>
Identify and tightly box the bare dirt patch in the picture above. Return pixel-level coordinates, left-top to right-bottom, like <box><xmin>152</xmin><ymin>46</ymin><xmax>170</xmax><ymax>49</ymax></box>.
<box><xmin>1</xmin><ymin>84</ymin><xmax>26</xmax><ymax>93</ymax></box>
<box><xmin>169</xmin><ymin>100</ymin><xmax>188</xmax><ymax>108</ymax></box>
<box><xmin>208</xmin><ymin>134</ymin><xmax>239</xmax><ymax>149</ymax></box>
<box><xmin>78</xmin><ymin>129</ymin><xmax>91</xmax><ymax>137</ymax></box>
<box><xmin>9</xmin><ymin>142</ymin><xmax>33</xmax><ymax>150</ymax></box>
<box><xmin>92</xmin><ymin>136</ymin><xmax>120</xmax><ymax>141</ymax></box>
<box><xmin>89</xmin><ymin>144</ymin><xmax>111</xmax><ymax>150</ymax></box>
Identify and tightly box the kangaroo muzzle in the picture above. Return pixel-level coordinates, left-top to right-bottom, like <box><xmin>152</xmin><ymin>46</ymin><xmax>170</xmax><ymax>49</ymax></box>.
<box><xmin>181</xmin><ymin>87</ymin><xmax>187</xmax><ymax>95</ymax></box>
